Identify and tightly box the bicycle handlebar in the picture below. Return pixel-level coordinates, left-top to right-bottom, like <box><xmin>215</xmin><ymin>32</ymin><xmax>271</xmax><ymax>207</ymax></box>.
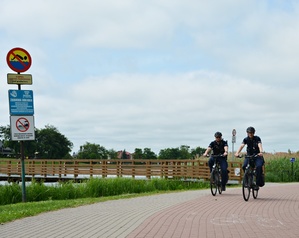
<box><xmin>203</xmin><ymin>154</ymin><xmax>225</xmax><ymax>157</ymax></box>
<box><xmin>245</xmin><ymin>154</ymin><xmax>258</xmax><ymax>158</ymax></box>
<box><xmin>237</xmin><ymin>154</ymin><xmax>259</xmax><ymax>158</ymax></box>
<box><xmin>211</xmin><ymin>154</ymin><xmax>225</xmax><ymax>157</ymax></box>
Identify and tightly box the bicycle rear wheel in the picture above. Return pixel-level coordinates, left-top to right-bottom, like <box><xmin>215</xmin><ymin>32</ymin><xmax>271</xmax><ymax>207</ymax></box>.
<box><xmin>217</xmin><ymin>170</ymin><xmax>222</xmax><ymax>194</ymax></box>
<box><xmin>252</xmin><ymin>187</ymin><xmax>258</xmax><ymax>199</ymax></box>
<box><xmin>210</xmin><ymin>170</ymin><xmax>218</xmax><ymax>196</ymax></box>
<box><xmin>242</xmin><ymin>173</ymin><xmax>250</xmax><ymax>201</ymax></box>
<box><xmin>252</xmin><ymin>175</ymin><xmax>259</xmax><ymax>199</ymax></box>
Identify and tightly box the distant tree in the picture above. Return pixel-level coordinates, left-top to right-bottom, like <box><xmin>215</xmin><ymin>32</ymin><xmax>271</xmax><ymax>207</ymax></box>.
<box><xmin>133</xmin><ymin>148</ymin><xmax>157</xmax><ymax>160</ymax></box>
<box><xmin>108</xmin><ymin>149</ymin><xmax>118</xmax><ymax>159</ymax></box>
<box><xmin>133</xmin><ymin>148</ymin><xmax>143</xmax><ymax>159</ymax></box>
<box><xmin>158</xmin><ymin>145</ymin><xmax>199</xmax><ymax>160</ymax></box>
<box><xmin>36</xmin><ymin>125</ymin><xmax>73</xmax><ymax>159</ymax></box>
<box><xmin>0</xmin><ymin>125</ymin><xmax>18</xmax><ymax>157</ymax></box>
<box><xmin>159</xmin><ymin>147</ymin><xmax>181</xmax><ymax>160</ymax></box>
<box><xmin>121</xmin><ymin>149</ymin><xmax>129</xmax><ymax>159</ymax></box>
<box><xmin>77</xmin><ymin>142</ymin><xmax>108</xmax><ymax>159</ymax></box>
<box><xmin>179</xmin><ymin>145</ymin><xmax>192</xmax><ymax>160</ymax></box>
<box><xmin>191</xmin><ymin>146</ymin><xmax>206</xmax><ymax>159</ymax></box>
<box><xmin>143</xmin><ymin>148</ymin><xmax>157</xmax><ymax>160</ymax></box>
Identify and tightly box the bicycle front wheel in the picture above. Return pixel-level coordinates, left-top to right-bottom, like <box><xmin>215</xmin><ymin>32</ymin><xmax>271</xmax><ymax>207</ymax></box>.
<box><xmin>242</xmin><ymin>173</ymin><xmax>250</xmax><ymax>201</ymax></box>
<box><xmin>210</xmin><ymin>170</ymin><xmax>218</xmax><ymax>196</ymax></box>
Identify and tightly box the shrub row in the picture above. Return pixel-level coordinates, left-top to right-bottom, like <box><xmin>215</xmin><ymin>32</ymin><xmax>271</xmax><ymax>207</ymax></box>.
<box><xmin>0</xmin><ymin>178</ymin><xmax>209</xmax><ymax>205</ymax></box>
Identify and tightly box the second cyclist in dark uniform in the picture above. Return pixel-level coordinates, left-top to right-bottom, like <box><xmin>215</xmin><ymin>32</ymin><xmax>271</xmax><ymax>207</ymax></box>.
<box><xmin>203</xmin><ymin>132</ymin><xmax>229</xmax><ymax>191</ymax></box>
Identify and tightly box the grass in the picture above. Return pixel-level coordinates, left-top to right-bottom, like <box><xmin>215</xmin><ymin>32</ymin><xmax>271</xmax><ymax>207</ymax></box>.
<box><xmin>0</xmin><ymin>192</ymin><xmax>165</xmax><ymax>224</ymax></box>
<box><xmin>0</xmin><ymin>178</ymin><xmax>210</xmax><ymax>224</ymax></box>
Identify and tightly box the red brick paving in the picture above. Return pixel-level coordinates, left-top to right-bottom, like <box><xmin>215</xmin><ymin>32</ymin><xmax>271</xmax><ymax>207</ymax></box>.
<box><xmin>127</xmin><ymin>183</ymin><xmax>299</xmax><ymax>238</ymax></box>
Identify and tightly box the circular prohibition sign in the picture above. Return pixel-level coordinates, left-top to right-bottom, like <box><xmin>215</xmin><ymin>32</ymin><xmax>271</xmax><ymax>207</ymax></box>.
<box><xmin>6</xmin><ymin>47</ymin><xmax>32</xmax><ymax>73</ymax></box>
<box><xmin>16</xmin><ymin>117</ymin><xmax>30</xmax><ymax>132</ymax></box>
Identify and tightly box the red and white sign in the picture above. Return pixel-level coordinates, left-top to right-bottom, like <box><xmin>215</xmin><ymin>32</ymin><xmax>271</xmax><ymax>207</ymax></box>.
<box><xmin>6</xmin><ymin>47</ymin><xmax>32</xmax><ymax>73</ymax></box>
<box><xmin>232</xmin><ymin>129</ymin><xmax>236</xmax><ymax>136</ymax></box>
<box><xmin>16</xmin><ymin>117</ymin><xmax>30</xmax><ymax>132</ymax></box>
<box><xmin>10</xmin><ymin>116</ymin><xmax>35</xmax><ymax>141</ymax></box>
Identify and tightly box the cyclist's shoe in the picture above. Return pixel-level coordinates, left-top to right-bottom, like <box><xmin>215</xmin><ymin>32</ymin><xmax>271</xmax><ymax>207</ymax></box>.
<box><xmin>243</xmin><ymin>179</ymin><xmax>249</xmax><ymax>188</ymax></box>
<box><xmin>221</xmin><ymin>185</ymin><xmax>226</xmax><ymax>191</ymax></box>
<box><xmin>253</xmin><ymin>185</ymin><xmax>259</xmax><ymax>190</ymax></box>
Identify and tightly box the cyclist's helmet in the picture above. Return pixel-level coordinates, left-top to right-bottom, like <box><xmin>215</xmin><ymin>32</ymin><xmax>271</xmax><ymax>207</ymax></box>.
<box><xmin>246</xmin><ymin>126</ymin><xmax>255</xmax><ymax>134</ymax></box>
<box><xmin>214</xmin><ymin>132</ymin><xmax>222</xmax><ymax>138</ymax></box>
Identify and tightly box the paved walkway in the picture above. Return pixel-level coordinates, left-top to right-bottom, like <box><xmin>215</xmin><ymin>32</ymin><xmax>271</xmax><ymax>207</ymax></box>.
<box><xmin>1</xmin><ymin>183</ymin><xmax>298</xmax><ymax>238</ymax></box>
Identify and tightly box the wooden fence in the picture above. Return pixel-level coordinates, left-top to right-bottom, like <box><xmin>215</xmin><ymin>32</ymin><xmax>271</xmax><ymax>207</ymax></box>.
<box><xmin>0</xmin><ymin>159</ymin><xmax>244</xmax><ymax>183</ymax></box>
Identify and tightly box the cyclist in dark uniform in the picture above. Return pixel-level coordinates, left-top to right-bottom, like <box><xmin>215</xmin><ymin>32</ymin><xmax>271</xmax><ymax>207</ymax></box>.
<box><xmin>203</xmin><ymin>132</ymin><xmax>229</xmax><ymax>191</ymax></box>
<box><xmin>235</xmin><ymin>126</ymin><xmax>264</xmax><ymax>189</ymax></box>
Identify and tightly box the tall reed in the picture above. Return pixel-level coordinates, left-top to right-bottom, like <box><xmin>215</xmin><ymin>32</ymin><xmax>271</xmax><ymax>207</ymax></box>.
<box><xmin>265</xmin><ymin>157</ymin><xmax>299</xmax><ymax>182</ymax></box>
<box><xmin>0</xmin><ymin>178</ymin><xmax>208</xmax><ymax>205</ymax></box>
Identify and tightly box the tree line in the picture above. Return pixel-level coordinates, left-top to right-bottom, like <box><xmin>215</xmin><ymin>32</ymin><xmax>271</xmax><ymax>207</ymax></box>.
<box><xmin>0</xmin><ymin>125</ymin><xmax>206</xmax><ymax>159</ymax></box>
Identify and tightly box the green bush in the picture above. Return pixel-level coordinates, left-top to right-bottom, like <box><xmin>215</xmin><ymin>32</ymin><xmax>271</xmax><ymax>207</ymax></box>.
<box><xmin>265</xmin><ymin>157</ymin><xmax>299</xmax><ymax>182</ymax></box>
<box><xmin>0</xmin><ymin>183</ymin><xmax>22</xmax><ymax>205</ymax></box>
<box><xmin>0</xmin><ymin>178</ymin><xmax>209</xmax><ymax>205</ymax></box>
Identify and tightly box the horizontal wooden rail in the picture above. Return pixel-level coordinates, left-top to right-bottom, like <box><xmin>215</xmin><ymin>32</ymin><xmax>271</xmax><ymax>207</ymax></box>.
<box><xmin>0</xmin><ymin>159</ymin><xmax>244</xmax><ymax>183</ymax></box>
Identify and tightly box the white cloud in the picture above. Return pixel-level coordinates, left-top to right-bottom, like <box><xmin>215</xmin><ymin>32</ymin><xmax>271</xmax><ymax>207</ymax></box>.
<box><xmin>0</xmin><ymin>0</ymin><xmax>299</xmax><ymax>155</ymax></box>
<box><xmin>27</xmin><ymin>70</ymin><xmax>298</xmax><ymax>154</ymax></box>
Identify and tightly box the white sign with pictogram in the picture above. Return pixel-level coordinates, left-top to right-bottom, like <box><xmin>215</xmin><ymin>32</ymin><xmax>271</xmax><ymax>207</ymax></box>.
<box><xmin>10</xmin><ymin>116</ymin><xmax>35</xmax><ymax>141</ymax></box>
<box><xmin>232</xmin><ymin>129</ymin><xmax>236</xmax><ymax>143</ymax></box>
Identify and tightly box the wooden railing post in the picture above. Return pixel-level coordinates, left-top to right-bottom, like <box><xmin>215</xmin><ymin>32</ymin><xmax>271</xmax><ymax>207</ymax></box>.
<box><xmin>164</xmin><ymin>161</ymin><xmax>168</xmax><ymax>179</ymax></box>
<box><xmin>160</xmin><ymin>161</ymin><xmax>164</xmax><ymax>178</ymax></box>
<box><xmin>132</xmin><ymin>160</ymin><xmax>135</xmax><ymax>178</ymax></box>
<box><xmin>8</xmin><ymin>160</ymin><xmax>11</xmax><ymax>176</ymax></box>
<box><xmin>146</xmin><ymin>161</ymin><xmax>151</xmax><ymax>179</ymax></box>
<box><xmin>90</xmin><ymin>161</ymin><xmax>93</xmax><ymax>177</ymax></box>
<box><xmin>30</xmin><ymin>160</ymin><xmax>35</xmax><ymax>177</ymax></box>
<box><xmin>51</xmin><ymin>161</ymin><xmax>55</xmax><ymax>176</ymax></box>
<box><xmin>59</xmin><ymin>161</ymin><xmax>62</xmax><ymax>178</ymax></box>
<box><xmin>17</xmin><ymin>161</ymin><xmax>21</xmax><ymax>175</ymax></box>
<box><xmin>117</xmin><ymin>160</ymin><xmax>122</xmax><ymax>177</ymax></box>
<box><xmin>42</xmin><ymin>161</ymin><xmax>47</xmax><ymax>178</ymax></box>
<box><xmin>102</xmin><ymin>160</ymin><xmax>107</xmax><ymax>178</ymax></box>
<box><xmin>74</xmin><ymin>161</ymin><xmax>78</xmax><ymax>178</ymax></box>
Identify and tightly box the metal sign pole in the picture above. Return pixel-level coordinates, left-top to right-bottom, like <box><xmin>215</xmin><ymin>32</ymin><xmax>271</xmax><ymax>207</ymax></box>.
<box><xmin>232</xmin><ymin>129</ymin><xmax>236</xmax><ymax>161</ymax></box>
<box><xmin>232</xmin><ymin>140</ymin><xmax>234</xmax><ymax>160</ymax></box>
<box><xmin>20</xmin><ymin>141</ymin><xmax>26</xmax><ymax>202</ymax></box>
<box><xmin>18</xmin><ymin>82</ymin><xmax>26</xmax><ymax>202</ymax></box>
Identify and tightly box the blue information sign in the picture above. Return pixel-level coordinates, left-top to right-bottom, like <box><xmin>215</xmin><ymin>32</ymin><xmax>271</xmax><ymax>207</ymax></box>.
<box><xmin>8</xmin><ymin>90</ymin><xmax>34</xmax><ymax>115</ymax></box>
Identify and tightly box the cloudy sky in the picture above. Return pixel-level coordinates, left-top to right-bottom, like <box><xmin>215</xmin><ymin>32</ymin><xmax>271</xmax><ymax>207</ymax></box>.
<box><xmin>0</xmin><ymin>0</ymin><xmax>298</xmax><ymax>155</ymax></box>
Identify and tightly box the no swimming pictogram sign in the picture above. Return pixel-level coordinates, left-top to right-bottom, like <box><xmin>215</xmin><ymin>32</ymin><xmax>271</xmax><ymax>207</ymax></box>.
<box><xmin>10</xmin><ymin>116</ymin><xmax>35</xmax><ymax>141</ymax></box>
<box><xmin>6</xmin><ymin>47</ymin><xmax>32</xmax><ymax>73</ymax></box>
<box><xmin>16</xmin><ymin>117</ymin><xmax>30</xmax><ymax>132</ymax></box>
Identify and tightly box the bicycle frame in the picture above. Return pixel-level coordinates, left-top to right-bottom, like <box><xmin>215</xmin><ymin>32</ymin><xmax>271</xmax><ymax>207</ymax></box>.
<box><xmin>210</xmin><ymin>154</ymin><xmax>224</xmax><ymax>196</ymax></box>
<box><xmin>242</xmin><ymin>155</ymin><xmax>259</xmax><ymax>201</ymax></box>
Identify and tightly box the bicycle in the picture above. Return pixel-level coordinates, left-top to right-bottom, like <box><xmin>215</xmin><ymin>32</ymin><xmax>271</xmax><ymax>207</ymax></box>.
<box><xmin>242</xmin><ymin>154</ymin><xmax>259</xmax><ymax>201</ymax></box>
<box><xmin>209</xmin><ymin>154</ymin><xmax>224</xmax><ymax>196</ymax></box>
